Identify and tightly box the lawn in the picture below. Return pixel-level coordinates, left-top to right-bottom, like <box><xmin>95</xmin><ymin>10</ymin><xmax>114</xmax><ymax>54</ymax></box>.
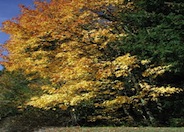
<box><xmin>35</xmin><ymin>127</ymin><xmax>184</xmax><ymax>132</ymax></box>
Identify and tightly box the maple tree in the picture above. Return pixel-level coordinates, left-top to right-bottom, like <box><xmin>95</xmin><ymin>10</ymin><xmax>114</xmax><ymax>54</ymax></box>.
<box><xmin>1</xmin><ymin>0</ymin><xmax>183</xmax><ymax>125</ymax></box>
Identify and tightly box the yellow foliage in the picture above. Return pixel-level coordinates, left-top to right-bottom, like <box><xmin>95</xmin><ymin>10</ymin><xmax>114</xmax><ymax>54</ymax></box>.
<box><xmin>102</xmin><ymin>96</ymin><xmax>130</xmax><ymax>107</ymax></box>
<box><xmin>95</xmin><ymin>61</ymin><xmax>113</xmax><ymax>79</ymax></box>
<box><xmin>41</xmin><ymin>85</ymin><xmax>57</xmax><ymax>94</ymax></box>
<box><xmin>142</xmin><ymin>65</ymin><xmax>172</xmax><ymax>78</ymax></box>
<box><xmin>139</xmin><ymin>82</ymin><xmax>183</xmax><ymax>101</ymax></box>
<box><xmin>1</xmin><ymin>0</ymin><xmax>183</xmax><ymax>114</ymax></box>
<box><xmin>141</xmin><ymin>59</ymin><xmax>151</xmax><ymax>65</ymax></box>
<box><xmin>70</xmin><ymin>92</ymin><xmax>94</xmax><ymax>106</ymax></box>
<box><xmin>112</xmin><ymin>54</ymin><xmax>138</xmax><ymax>77</ymax></box>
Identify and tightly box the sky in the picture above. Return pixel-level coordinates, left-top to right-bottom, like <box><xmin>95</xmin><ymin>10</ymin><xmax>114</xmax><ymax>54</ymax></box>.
<box><xmin>0</xmin><ymin>0</ymin><xmax>35</xmax><ymax>70</ymax></box>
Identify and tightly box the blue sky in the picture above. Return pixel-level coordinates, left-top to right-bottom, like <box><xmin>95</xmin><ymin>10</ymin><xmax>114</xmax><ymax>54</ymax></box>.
<box><xmin>0</xmin><ymin>0</ymin><xmax>34</xmax><ymax>70</ymax></box>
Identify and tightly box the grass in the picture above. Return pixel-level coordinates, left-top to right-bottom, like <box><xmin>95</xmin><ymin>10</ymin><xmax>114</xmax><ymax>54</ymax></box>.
<box><xmin>35</xmin><ymin>127</ymin><xmax>184</xmax><ymax>132</ymax></box>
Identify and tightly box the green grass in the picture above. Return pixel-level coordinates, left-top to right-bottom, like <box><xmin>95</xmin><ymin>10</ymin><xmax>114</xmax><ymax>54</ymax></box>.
<box><xmin>35</xmin><ymin>127</ymin><xmax>184</xmax><ymax>132</ymax></box>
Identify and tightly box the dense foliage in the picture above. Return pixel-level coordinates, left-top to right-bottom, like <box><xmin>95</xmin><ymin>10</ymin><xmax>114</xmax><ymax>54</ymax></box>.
<box><xmin>0</xmin><ymin>0</ymin><xmax>183</xmax><ymax>127</ymax></box>
<box><xmin>0</xmin><ymin>71</ymin><xmax>32</xmax><ymax>119</ymax></box>
<box><xmin>118</xmin><ymin>0</ymin><xmax>184</xmax><ymax>79</ymax></box>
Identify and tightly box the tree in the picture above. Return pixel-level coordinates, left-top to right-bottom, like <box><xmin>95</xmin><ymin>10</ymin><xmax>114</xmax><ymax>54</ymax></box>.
<box><xmin>1</xmin><ymin>0</ymin><xmax>183</xmax><ymax>126</ymax></box>
<box><xmin>116</xmin><ymin>0</ymin><xmax>184</xmax><ymax>81</ymax></box>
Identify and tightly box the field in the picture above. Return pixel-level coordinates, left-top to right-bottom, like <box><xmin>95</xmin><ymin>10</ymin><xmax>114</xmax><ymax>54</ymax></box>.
<box><xmin>35</xmin><ymin>127</ymin><xmax>184</xmax><ymax>132</ymax></box>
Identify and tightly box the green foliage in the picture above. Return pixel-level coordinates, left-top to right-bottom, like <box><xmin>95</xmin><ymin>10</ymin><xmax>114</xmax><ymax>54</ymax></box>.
<box><xmin>0</xmin><ymin>71</ymin><xmax>35</xmax><ymax>119</ymax></box>
<box><xmin>116</xmin><ymin>1</ymin><xmax>184</xmax><ymax>76</ymax></box>
<box><xmin>160</xmin><ymin>91</ymin><xmax>184</xmax><ymax>126</ymax></box>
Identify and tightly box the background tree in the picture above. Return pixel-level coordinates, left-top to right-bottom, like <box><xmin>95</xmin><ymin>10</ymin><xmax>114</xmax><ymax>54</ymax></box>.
<box><xmin>116</xmin><ymin>0</ymin><xmax>184</xmax><ymax>83</ymax></box>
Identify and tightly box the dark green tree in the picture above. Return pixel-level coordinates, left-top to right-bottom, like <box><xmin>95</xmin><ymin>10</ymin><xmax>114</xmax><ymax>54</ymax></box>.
<box><xmin>115</xmin><ymin>0</ymin><xmax>184</xmax><ymax>83</ymax></box>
